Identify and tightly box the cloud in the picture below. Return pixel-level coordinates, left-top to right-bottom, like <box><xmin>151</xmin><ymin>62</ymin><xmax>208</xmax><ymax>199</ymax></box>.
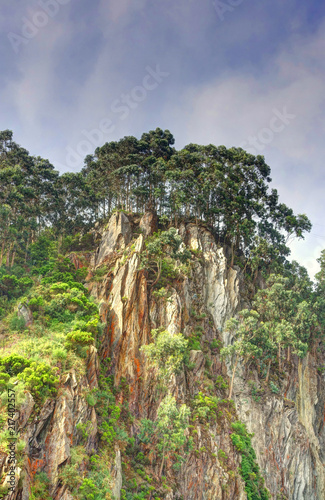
<box><xmin>1</xmin><ymin>0</ymin><xmax>324</xmax><ymax>276</ymax></box>
<box><xmin>161</xmin><ymin>22</ymin><xmax>325</xmax><ymax>277</ymax></box>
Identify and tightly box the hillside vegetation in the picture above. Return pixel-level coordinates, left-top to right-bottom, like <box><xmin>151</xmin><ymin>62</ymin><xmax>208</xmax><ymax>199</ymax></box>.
<box><xmin>0</xmin><ymin>129</ymin><xmax>324</xmax><ymax>499</ymax></box>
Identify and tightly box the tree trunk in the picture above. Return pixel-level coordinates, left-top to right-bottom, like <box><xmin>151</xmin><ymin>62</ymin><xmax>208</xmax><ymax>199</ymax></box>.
<box><xmin>278</xmin><ymin>345</ymin><xmax>281</xmax><ymax>372</ymax></box>
<box><xmin>151</xmin><ymin>261</ymin><xmax>162</xmax><ymax>289</ymax></box>
<box><xmin>10</xmin><ymin>249</ymin><xmax>16</xmax><ymax>268</ymax></box>
<box><xmin>6</xmin><ymin>245</ymin><xmax>11</xmax><ymax>267</ymax></box>
<box><xmin>265</xmin><ymin>359</ymin><xmax>272</xmax><ymax>383</ymax></box>
<box><xmin>159</xmin><ymin>440</ymin><xmax>166</xmax><ymax>478</ymax></box>
<box><xmin>287</xmin><ymin>346</ymin><xmax>291</xmax><ymax>363</ymax></box>
<box><xmin>228</xmin><ymin>355</ymin><xmax>238</xmax><ymax>400</ymax></box>
<box><xmin>0</xmin><ymin>241</ymin><xmax>5</xmax><ymax>266</ymax></box>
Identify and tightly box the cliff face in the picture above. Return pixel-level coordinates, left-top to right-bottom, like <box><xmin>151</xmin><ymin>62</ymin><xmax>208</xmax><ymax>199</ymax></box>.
<box><xmin>7</xmin><ymin>212</ymin><xmax>325</xmax><ymax>500</ymax></box>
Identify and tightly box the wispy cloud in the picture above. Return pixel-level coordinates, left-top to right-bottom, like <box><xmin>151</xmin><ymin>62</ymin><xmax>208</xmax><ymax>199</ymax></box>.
<box><xmin>1</xmin><ymin>0</ymin><xmax>325</xmax><ymax>276</ymax></box>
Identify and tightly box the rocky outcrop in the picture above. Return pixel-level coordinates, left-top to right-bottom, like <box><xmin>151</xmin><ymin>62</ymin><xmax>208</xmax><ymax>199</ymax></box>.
<box><xmin>111</xmin><ymin>448</ymin><xmax>123</xmax><ymax>500</ymax></box>
<box><xmin>17</xmin><ymin>303</ymin><xmax>33</xmax><ymax>327</ymax></box>
<box><xmin>96</xmin><ymin>211</ymin><xmax>132</xmax><ymax>266</ymax></box>
<box><xmin>139</xmin><ymin>211</ymin><xmax>158</xmax><ymax>237</ymax></box>
<box><xmin>11</xmin><ymin>361</ymin><xmax>100</xmax><ymax>499</ymax></box>
<box><xmin>8</xmin><ymin>212</ymin><xmax>325</xmax><ymax>499</ymax></box>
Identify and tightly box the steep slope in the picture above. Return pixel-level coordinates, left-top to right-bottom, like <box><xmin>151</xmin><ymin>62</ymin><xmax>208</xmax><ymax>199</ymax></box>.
<box><xmin>1</xmin><ymin>211</ymin><xmax>324</xmax><ymax>500</ymax></box>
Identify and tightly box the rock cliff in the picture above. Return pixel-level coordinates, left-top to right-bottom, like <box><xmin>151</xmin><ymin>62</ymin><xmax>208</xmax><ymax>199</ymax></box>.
<box><xmin>5</xmin><ymin>212</ymin><xmax>325</xmax><ymax>500</ymax></box>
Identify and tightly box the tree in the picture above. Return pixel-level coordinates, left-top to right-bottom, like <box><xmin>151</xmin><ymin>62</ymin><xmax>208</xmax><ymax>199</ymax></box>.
<box><xmin>155</xmin><ymin>394</ymin><xmax>190</xmax><ymax>477</ymax></box>
<box><xmin>223</xmin><ymin>273</ymin><xmax>318</xmax><ymax>395</ymax></box>
<box><xmin>221</xmin><ymin>310</ymin><xmax>261</xmax><ymax>399</ymax></box>
<box><xmin>142</xmin><ymin>228</ymin><xmax>191</xmax><ymax>288</ymax></box>
<box><xmin>140</xmin><ymin>328</ymin><xmax>188</xmax><ymax>383</ymax></box>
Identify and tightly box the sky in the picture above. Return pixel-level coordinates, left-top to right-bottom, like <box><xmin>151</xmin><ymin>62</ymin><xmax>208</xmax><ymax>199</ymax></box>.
<box><xmin>1</xmin><ymin>0</ymin><xmax>325</xmax><ymax>278</ymax></box>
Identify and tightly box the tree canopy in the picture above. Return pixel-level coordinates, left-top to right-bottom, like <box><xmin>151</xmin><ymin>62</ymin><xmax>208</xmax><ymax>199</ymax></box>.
<box><xmin>0</xmin><ymin>128</ymin><xmax>311</xmax><ymax>270</ymax></box>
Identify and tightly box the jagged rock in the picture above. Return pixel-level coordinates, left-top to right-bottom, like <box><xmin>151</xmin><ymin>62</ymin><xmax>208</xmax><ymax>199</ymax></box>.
<box><xmin>111</xmin><ymin>448</ymin><xmax>123</xmax><ymax>500</ymax></box>
<box><xmin>149</xmin><ymin>288</ymin><xmax>182</xmax><ymax>335</ymax></box>
<box><xmin>139</xmin><ymin>211</ymin><xmax>158</xmax><ymax>237</ymax></box>
<box><xmin>46</xmin><ymin>391</ymin><xmax>74</xmax><ymax>488</ymax></box>
<box><xmin>18</xmin><ymin>392</ymin><xmax>34</xmax><ymax>430</ymax></box>
<box><xmin>0</xmin><ymin>452</ymin><xmax>7</xmax><ymax>477</ymax></box>
<box><xmin>86</xmin><ymin>408</ymin><xmax>98</xmax><ymax>454</ymax></box>
<box><xmin>68</xmin><ymin>252</ymin><xmax>88</xmax><ymax>270</ymax></box>
<box><xmin>17</xmin><ymin>303</ymin><xmax>33</xmax><ymax>327</ymax></box>
<box><xmin>96</xmin><ymin>211</ymin><xmax>132</xmax><ymax>266</ymax></box>
<box><xmin>189</xmin><ymin>350</ymin><xmax>205</xmax><ymax>379</ymax></box>
<box><xmin>11</xmin><ymin>219</ymin><xmax>325</xmax><ymax>500</ymax></box>
<box><xmin>87</xmin><ymin>346</ymin><xmax>99</xmax><ymax>389</ymax></box>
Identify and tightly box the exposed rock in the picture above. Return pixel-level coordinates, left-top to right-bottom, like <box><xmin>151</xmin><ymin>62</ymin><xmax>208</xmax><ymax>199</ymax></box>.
<box><xmin>96</xmin><ymin>211</ymin><xmax>132</xmax><ymax>266</ymax></box>
<box><xmin>18</xmin><ymin>392</ymin><xmax>34</xmax><ymax>430</ymax></box>
<box><xmin>55</xmin><ymin>489</ymin><xmax>74</xmax><ymax>500</ymax></box>
<box><xmin>10</xmin><ymin>219</ymin><xmax>325</xmax><ymax>500</ymax></box>
<box><xmin>139</xmin><ymin>211</ymin><xmax>158</xmax><ymax>237</ymax></box>
<box><xmin>46</xmin><ymin>391</ymin><xmax>74</xmax><ymax>488</ymax></box>
<box><xmin>17</xmin><ymin>303</ymin><xmax>33</xmax><ymax>327</ymax></box>
<box><xmin>86</xmin><ymin>408</ymin><xmax>98</xmax><ymax>454</ymax></box>
<box><xmin>0</xmin><ymin>452</ymin><xmax>7</xmax><ymax>478</ymax></box>
<box><xmin>68</xmin><ymin>252</ymin><xmax>91</xmax><ymax>270</ymax></box>
<box><xmin>111</xmin><ymin>448</ymin><xmax>123</xmax><ymax>500</ymax></box>
<box><xmin>86</xmin><ymin>346</ymin><xmax>99</xmax><ymax>389</ymax></box>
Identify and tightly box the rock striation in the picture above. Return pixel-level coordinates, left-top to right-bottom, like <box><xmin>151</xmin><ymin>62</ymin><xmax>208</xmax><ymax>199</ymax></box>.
<box><xmin>6</xmin><ymin>212</ymin><xmax>325</xmax><ymax>499</ymax></box>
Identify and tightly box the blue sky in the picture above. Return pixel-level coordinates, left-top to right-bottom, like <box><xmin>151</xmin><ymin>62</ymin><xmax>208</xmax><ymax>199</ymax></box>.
<box><xmin>1</xmin><ymin>0</ymin><xmax>325</xmax><ymax>277</ymax></box>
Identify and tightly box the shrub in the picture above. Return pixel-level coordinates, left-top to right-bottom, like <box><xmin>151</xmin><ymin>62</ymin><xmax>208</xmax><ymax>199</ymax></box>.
<box><xmin>17</xmin><ymin>362</ymin><xmax>59</xmax><ymax>400</ymax></box>
<box><xmin>231</xmin><ymin>421</ymin><xmax>270</xmax><ymax>499</ymax></box>
<box><xmin>192</xmin><ymin>392</ymin><xmax>220</xmax><ymax>422</ymax></box>
<box><xmin>269</xmin><ymin>381</ymin><xmax>280</xmax><ymax>394</ymax></box>
<box><xmin>9</xmin><ymin>313</ymin><xmax>26</xmax><ymax>331</ymax></box>
<box><xmin>30</xmin><ymin>471</ymin><xmax>52</xmax><ymax>500</ymax></box>
<box><xmin>79</xmin><ymin>478</ymin><xmax>100</xmax><ymax>500</ymax></box>
<box><xmin>0</xmin><ymin>370</ymin><xmax>10</xmax><ymax>391</ymax></box>
<box><xmin>215</xmin><ymin>375</ymin><xmax>228</xmax><ymax>391</ymax></box>
<box><xmin>140</xmin><ymin>328</ymin><xmax>188</xmax><ymax>382</ymax></box>
<box><xmin>28</xmin><ymin>296</ymin><xmax>45</xmax><ymax>311</ymax></box>
<box><xmin>65</xmin><ymin>330</ymin><xmax>94</xmax><ymax>349</ymax></box>
<box><xmin>188</xmin><ymin>338</ymin><xmax>201</xmax><ymax>350</ymax></box>
<box><xmin>0</xmin><ymin>354</ymin><xmax>31</xmax><ymax>375</ymax></box>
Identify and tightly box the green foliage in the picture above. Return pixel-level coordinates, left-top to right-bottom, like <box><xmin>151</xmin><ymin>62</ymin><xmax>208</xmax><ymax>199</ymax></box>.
<box><xmin>141</xmin><ymin>228</ymin><xmax>191</xmax><ymax>287</ymax></box>
<box><xmin>76</xmin><ymin>420</ymin><xmax>92</xmax><ymax>441</ymax></box>
<box><xmin>61</xmin><ymin>232</ymin><xmax>95</xmax><ymax>253</ymax></box>
<box><xmin>140</xmin><ymin>328</ymin><xmax>188</xmax><ymax>382</ymax></box>
<box><xmin>79</xmin><ymin>478</ymin><xmax>101</xmax><ymax>499</ymax></box>
<box><xmin>269</xmin><ymin>382</ymin><xmax>280</xmax><ymax>394</ymax></box>
<box><xmin>59</xmin><ymin>446</ymin><xmax>86</xmax><ymax>491</ymax></box>
<box><xmin>231</xmin><ymin>421</ymin><xmax>270</xmax><ymax>500</ymax></box>
<box><xmin>17</xmin><ymin>361</ymin><xmax>59</xmax><ymax>400</ymax></box>
<box><xmin>222</xmin><ymin>273</ymin><xmax>319</xmax><ymax>391</ymax></box>
<box><xmin>100</xmin><ymin>404</ymin><xmax>121</xmax><ymax>446</ymax></box>
<box><xmin>215</xmin><ymin>375</ymin><xmax>228</xmax><ymax>391</ymax></box>
<box><xmin>30</xmin><ymin>471</ymin><xmax>52</xmax><ymax>500</ymax></box>
<box><xmin>187</xmin><ymin>338</ymin><xmax>201</xmax><ymax>350</ymax></box>
<box><xmin>65</xmin><ymin>329</ymin><xmax>94</xmax><ymax>349</ymax></box>
<box><xmin>9</xmin><ymin>313</ymin><xmax>26</xmax><ymax>331</ymax></box>
<box><xmin>210</xmin><ymin>339</ymin><xmax>222</xmax><ymax>351</ymax></box>
<box><xmin>138</xmin><ymin>419</ymin><xmax>156</xmax><ymax>444</ymax></box>
<box><xmin>0</xmin><ymin>354</ymin><xmax>31</xmax><ymax>375</ymax></box>
<box><xmin>156</xmin><ymin>394</ymin><xmax>191</xmax><ymax>471</ymax></box>
<box><xmin>29</xmin><ymin>234</ymin><xmax>57</xmax><ymax>267</ymax></box>
<box><xmin>192</xmin><ymin>392</ymin><xmax>220</xmax><ymax>422</ymax></box>
<box><xmin>0</xmin><ymin>270</ymin><xmax>33</xmax><ymax>300</ymax></box>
